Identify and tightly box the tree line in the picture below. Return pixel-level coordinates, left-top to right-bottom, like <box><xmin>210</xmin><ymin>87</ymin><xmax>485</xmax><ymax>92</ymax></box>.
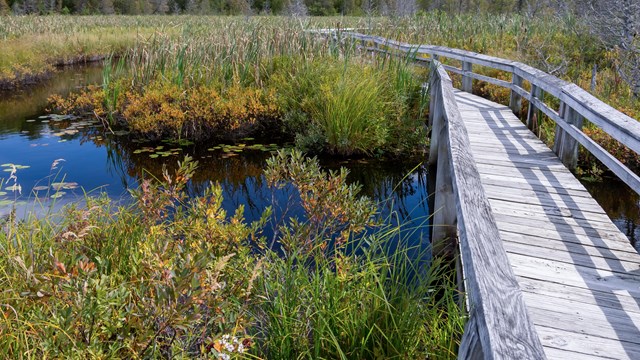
<box><xmin>0</xmin><ymin>0</ymin><xmax>622</xmax><ymax>16</ymax></box>
<box><xmin>0</xmin><ymin>0</ymin><xmax>636</xmax><ymax>95</ymax></box>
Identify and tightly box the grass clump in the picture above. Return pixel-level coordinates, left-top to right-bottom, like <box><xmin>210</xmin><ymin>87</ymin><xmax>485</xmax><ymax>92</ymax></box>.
<box><xmin>0</xmin><ymin>150</ymin><xmax>465</xmax><ymax>359</ymax></box>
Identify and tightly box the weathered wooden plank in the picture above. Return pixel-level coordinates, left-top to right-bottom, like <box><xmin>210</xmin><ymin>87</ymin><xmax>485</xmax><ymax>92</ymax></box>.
<box><xmin>496</xmin><ymin>220</ymin><xmax>632</xmax><ymax>246</ymax></box>
<box><xmin>475</xmin><ymin>162</ymin><xmax>576</xmax><ymax>178</ymax></box>
<box><xmin>478</xmin><ymin>173</ymin><xmax>589</xmax><ymax>191</ymax></box>
<box><xmin>466</xmin><ymin>71</ymin><xmax>513</xmax><ymax>89</ymax></box>
<box><xmin>508</xmin><ymin>253</ymin><xmax>640</xmax><ymax>294</ymax></box>
<box><xmin>504</xmin><ymin>241</ymin><xmax>640</xmax><ymax>275</ymax></box>
<box><xmin>536</xmin><ymin>325</ymin><xmax>639</xmax><ymax>360</ymax></box>
<box><xmin>484</xmin><ymin>188</ymin><xmax>604</xmax><ymax>210</ymax></box>
<box><xmin>493</xmin><ymin>212</ymin><xmax>626</xmax><ymax>239</ymax></box>
<box><xmin>474</xmin><ymin>157</ymin><xmax>569</xmax><ymax>172</ymax></box>
<box><xmin>489</xmin><ymin>198</ymin><xmax>616</xmax><ymax>224</ymax></box>
<box><xmin>525</xmin><ymin>294</ymin><xmax>640</xmax><ymax>345</ymax></box>
<box><xmin>517</xmin><ymin>277</ymin><xmax>640</xmax><ymax>315</ymax></box>
<box><xmin>469</xmin><ymin>142</ymin><xmax>557</xmax><ymax>156</ymax></box>
<box><xmin>543</xmin><ymin>347</ymin><xmax>619</xmax><ymax>360</ymax></box>
<box><xmin>501</xmin><ymin>228</ymin><xmax>638</xmax><ymax>257</ymax></box>
<box><xmin>480</xmin><ymin>177</ymin><xmax>594</xmax><ymax>198</ymax></box>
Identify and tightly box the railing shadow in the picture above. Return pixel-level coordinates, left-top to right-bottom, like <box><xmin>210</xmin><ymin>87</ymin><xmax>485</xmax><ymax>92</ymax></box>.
<box><xmin>455</xmin><ymin>89</ymin><xmax>640</xmax><ymax>358</ymax></box>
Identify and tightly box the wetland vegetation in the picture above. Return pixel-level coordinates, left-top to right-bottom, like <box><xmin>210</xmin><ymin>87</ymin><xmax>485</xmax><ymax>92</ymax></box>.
<box><xmin>0</xmin><ymin>5</ymin><xmax>639</xmax><ymax>358</ymax></box>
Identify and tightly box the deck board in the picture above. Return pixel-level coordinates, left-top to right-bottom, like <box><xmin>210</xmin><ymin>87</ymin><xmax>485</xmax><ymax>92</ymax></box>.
<box><xmin>455</xmin><ymin>89</ymin><xmax>640</xmax><ymax>359</ymax></box>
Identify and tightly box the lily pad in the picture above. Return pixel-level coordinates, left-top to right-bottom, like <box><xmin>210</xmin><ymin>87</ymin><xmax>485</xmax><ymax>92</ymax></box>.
<box><xmin>1</xmin><ymin>164</ymin><xmax>30</xmax><ymax>169</ymax></box>
<box><xmin>50</xmin><ymin>192</ymin><xmax>66</xmax><ymax>199</ymax></box>
<box><xmin>5</xmin><ymin>185</ymin><xmax>21</xmax><ymax>192</ymax></box>
<box><xmin>32</xmin><ymin>186</ymin><xmax>49</xmax><ymax>191</ymax></box>
<box><xmin>51</xmin><ymin>182</ymin><xmax>78</xmax><ymax>190</ymax></box>
<box><xmin>149</xmin><ymin>154</ymin><xmax>159</xmax><ymax>159</ymax></box>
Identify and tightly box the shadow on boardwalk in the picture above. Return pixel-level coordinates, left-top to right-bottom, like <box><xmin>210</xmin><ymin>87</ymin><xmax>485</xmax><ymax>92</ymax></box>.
<box><xmin>455</xmin><ymin>89</ymin><xmax>640</xmax><ymax>359</ymax></box>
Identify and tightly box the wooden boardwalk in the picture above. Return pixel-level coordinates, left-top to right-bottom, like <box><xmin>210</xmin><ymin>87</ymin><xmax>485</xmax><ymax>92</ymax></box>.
<box><xmin>313</xmin><ymin>29</ymin><xmax>640</xmax><ymax>358</ymax></box>
<box><xmin>457</xmin><ymin>89</ymin><xmax>640</xmax><ymax>359</ymax></box>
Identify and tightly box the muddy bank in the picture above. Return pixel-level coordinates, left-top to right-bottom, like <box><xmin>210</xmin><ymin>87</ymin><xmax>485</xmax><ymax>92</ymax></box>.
<box><xmin>0</xmin><ymin>55</ymin><xmax>108</xmax><ymax>91</ymax></box>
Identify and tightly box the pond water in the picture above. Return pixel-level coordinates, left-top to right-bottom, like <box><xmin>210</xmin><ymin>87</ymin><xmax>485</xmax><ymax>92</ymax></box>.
<box><xmin>1</xmin><ymin>64</ymin><xmax>639</xmax><ymax>253</ymax></box>
<box><xmin>0</xmin><ymin>64</ymin><xmax>431</xmax><ymax>248</ymax></box>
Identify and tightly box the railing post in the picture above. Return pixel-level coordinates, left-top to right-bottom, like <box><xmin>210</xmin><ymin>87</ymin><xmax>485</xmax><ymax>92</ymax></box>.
<box><xmin>509</xmin><ymin>73</ymin><xmax>523</xmax><ymax>115</ymax></box>
<box><xmin>429</xmin><ymin>77</ymin><xmax>442</xmax><ymax>166</ymax></box>
<box><xmin>431</xmin><ymin>118</ymin><xmax>457</xmax><ymax>258</ymax></box>
<box><xmin>526</xmin><ymin>84</ymin><xmax>541</xmax><ymax>131</ymax></box>
<box><xmin>458</xmin><ymin>311</ymin><xmax>483</xmax><ymax>360</ymax></box>
<box><xmin>462</xmin><ymin>61</ymin><xmax>473</xmax><ymax>93</ymax></box>
<box><xmin>553</xmin><ymin>102</ymin><xmax>584</xmax><ymax>171</ymax></box>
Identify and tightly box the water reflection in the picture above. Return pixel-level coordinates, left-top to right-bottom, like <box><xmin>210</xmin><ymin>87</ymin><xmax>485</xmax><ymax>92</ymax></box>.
<box><xmin>582</xmin><ymin>178</ymin><xmax>640</xmax><ymax>251</ymax></box>
<box><xmin>0</xmin><ymin>64</ymin><xmax>431</xmax><ymax>251</ymax></box>
<box><xmin>5</xmin><ymin>63</ymin><xmax>637</xmax><ymax>257</ymax></box>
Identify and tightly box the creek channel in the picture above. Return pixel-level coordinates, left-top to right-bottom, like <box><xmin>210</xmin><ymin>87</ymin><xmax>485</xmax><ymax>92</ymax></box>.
<box><xmin>0</xmin><ymin>63</ymin><xmax>431</xmax><ymax>249</ymax></box>
<box><xmin>0</xmin><ymin>64</ymin><xmax>638</xmax><ymax>252</ymax></box>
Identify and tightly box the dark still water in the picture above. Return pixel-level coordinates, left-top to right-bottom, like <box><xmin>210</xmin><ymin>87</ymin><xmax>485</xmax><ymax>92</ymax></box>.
<box><xmin>582</xmin><ymin>178</ymin><xmax>640</xmax><ymax>251</ymax></box>
<box><xmin>0</xmin><ymin>64</ymin><xmax>430</xmax><ymax>247</ymax></box>
<box><xmin>2</xmin><ymin>64</ymin><xmax>639</xmax><ymax>253</ymax></box>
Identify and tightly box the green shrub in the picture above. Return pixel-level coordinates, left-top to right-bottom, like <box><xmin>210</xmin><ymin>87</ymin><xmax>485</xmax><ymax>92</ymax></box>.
<box><xmin>0</xmin><ymin>151</ymin><xmax>465</xmax><ymax>358</ymax></box>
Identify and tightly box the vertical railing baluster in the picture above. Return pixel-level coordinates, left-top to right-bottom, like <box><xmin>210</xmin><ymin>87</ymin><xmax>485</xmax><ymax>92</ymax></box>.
<box><xmin>462</xmin><ymin>61</ymin><xmax>473</xmax><ymax>93</ymax></box>
<box><xmin>509</xmin><ymin>73</ymin><xmax>523</xmax><ymax>115</ymax></box>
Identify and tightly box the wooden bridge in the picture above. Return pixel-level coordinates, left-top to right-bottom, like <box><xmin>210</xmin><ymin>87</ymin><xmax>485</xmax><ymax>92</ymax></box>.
<box><xmin>315</xmin><ymin>30</ymin><xmax>640</xmax><ymax>359</ymax></box>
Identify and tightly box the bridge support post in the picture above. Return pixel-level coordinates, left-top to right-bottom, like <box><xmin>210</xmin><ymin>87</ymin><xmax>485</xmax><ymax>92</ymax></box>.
<box><xmin>458</xmin><ymin>312</ymin><xmax>484</xmax><ymax>360</ymax></box>
<box><xmin>429</xmin><ymin>77</ymin><xmax>442</xmax><ymax>165</ymax></box>
<box><xmin>509</xmin><ymin>74</ymin><xmax>523</xmax><ymax>116</ymax></box>
<box><xmin>427</xmin><ymin>68</ymin><xmax>457</xmax><ymax>258</ymax></box>
<box><xmin>553</xmin><ymin>103</ymin><xmax>584</xmax><ymax>171</ymax></box>
<box><xmin>526</xmin><ymin>84</ymin><xmax>542</xmax><ymax>132</ymax></box>
<box><xmin>431</xmin><ymin>121</ymin><xmax>457</xmax><ymax>258</ymax></box>
<box><xmin>462</xmin><ymin>61</ymin><xmax>473</xmax><ymax>93</ymax></box>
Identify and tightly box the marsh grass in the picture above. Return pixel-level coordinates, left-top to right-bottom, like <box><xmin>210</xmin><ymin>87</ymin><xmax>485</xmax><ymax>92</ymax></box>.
<box><xmin>48</xmin><ymin>19</ymin><xmax>428</xmax><ymax>155</ymax></box>
<box><xmin>0</xmin><ymin>151</ymin><xmax>464</xmax><ymax>359</ymax></box>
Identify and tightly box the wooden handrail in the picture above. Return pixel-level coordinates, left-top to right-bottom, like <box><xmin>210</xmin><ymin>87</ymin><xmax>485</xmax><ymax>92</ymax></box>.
<box><xmin>335</xmin><ymin>31</ymin><xmax>640</xmax><ymax>195</ymax></box>
<box><xmin>430</xmin><ymin>60</ymin><xmax>546</xmax><ymax>359</ymax></box>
